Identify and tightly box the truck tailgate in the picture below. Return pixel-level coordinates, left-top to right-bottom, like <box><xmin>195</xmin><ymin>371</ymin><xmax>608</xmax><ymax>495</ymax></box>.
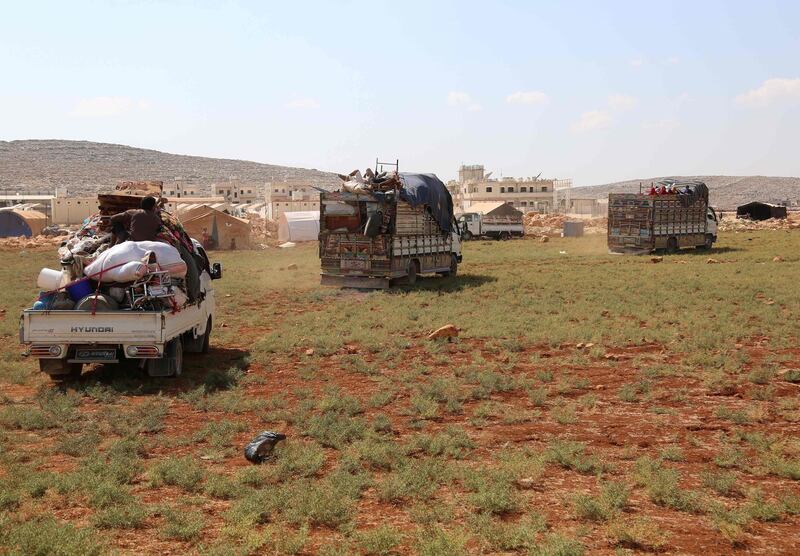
<box><xmin>22</xmin><ymin>310</ymin><xmax>163</xmax><ymax>344</ymax></box>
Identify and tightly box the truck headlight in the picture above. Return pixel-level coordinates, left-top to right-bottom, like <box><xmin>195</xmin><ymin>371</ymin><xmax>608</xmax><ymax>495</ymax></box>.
<box><xmin>48</xmin><ymin>345</ymin><xmax>62</xmax><ymax>357</ymax></box>
<box><xmin>126</xmin><ymin>346</ymin><xmax>139</xmax><ymax>357</ymax></box>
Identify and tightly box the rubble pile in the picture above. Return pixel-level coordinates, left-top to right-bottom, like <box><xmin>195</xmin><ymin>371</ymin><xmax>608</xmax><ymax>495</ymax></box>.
<box><xmin>524</xmin><ymin>213</ymin><xmax>608</xmax><ymax>237</ymax></box>
<box><xmin>718</xmin><ymin>213</ymin><xmax>800</xmax><ymax>232</ymax></box>
<box><xmin>248</xmin><ymin>214</ymin><xmax>281</xmax><ymax>248</ymax></box>
<box><xmin>28</xmin><ymin>181</ymin><xmax>204</xmax><ymax>314</ymax></box>
<box><xmin>0</xmin><ymin>235</ymin><xmax>64</xmax><ymax>250</ymax></box>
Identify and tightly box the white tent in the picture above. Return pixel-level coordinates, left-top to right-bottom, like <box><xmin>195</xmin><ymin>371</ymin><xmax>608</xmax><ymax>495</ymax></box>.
<box><xmin>278</xmin><ymin>211</ymin><xmax>320</xmax><ymax>242</ymax></box>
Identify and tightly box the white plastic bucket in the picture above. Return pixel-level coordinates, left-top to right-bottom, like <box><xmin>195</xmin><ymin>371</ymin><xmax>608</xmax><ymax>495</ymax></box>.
<box><xmin>37</xmin><ymin>268</ymin><xmax>63</xmax><ymax>291</ymax></box>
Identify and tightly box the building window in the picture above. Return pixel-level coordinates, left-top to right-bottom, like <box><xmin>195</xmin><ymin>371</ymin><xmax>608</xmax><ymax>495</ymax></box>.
<box><xmin>520</xmin><ymin>187</ymin><xmax>527</xmax><ymax>193</ymax></box>
<box><xmin>520</xmin><ymin>201</ymin><xmax>527</xmax><ymax>206</ymax></box>
<box><xmin>541</xmin><ymin>186</ymin><xmax>548</xmax><ymax>192</ymax></box>
<box><xmin>500</xmin><ymin>187</ymin><xmax>505</xmax><ymax>193</ymax></box>
<box><xmin>508</xmin><ymin>187</ymin><xmax>515</xmax><ymax>193</ymax></box>
<box><xmin>485</xmin><ymin>186</ymin><xmax>492</xmax><ymax>193</ymax></box>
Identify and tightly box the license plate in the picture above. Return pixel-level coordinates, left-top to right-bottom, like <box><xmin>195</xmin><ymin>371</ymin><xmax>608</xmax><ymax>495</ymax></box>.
<box><xmin>340</xmin><ymin>259</ymin><xmax>367</xmax><ymax>270</ymax></box>
<box><xmin>75</xmin><ymin>348</ymin><xmax>116</xmax><ymax>361</ymax></box>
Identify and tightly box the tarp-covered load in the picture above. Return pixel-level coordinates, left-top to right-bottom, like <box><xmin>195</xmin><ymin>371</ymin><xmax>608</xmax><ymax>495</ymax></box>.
<box><xmin>398</xmin><ymin>173</ymin><xmax>454</xmax><ymax>233</ymax></box>
<box><xmin>335</xmin><ymin>167</ymin><xmax>455</xmax><ymax>234</ymax></box>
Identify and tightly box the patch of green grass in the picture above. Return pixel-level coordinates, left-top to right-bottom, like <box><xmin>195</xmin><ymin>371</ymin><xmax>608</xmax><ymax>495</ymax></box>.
<box><xmin>572</xmin><ymin>481</ymin><xmax>630</xmax><ymax>521</ymax></box>
<box><xmin>0</xmin><ymin>517</ymin><xmax>103</xmax><ymax>555</ymax></box>
<box><xmin>464</xmin><ymin>468</ymin><xmax>520</xmax><ymax>514</ymax></box>
<box><xmin>659</xmin><ymin>445</ymin><xmax>685</xmax><ymax>462</ymax></box>
<box><xmin>406</xmin><ymin>426</ymin><xmax>474</xmax><ymax>459</ymax></box>
<box><xmin>552</xmin><ymin>402</ymin><xmax>579</xmax><ymax>425</ymax></box>
<box><xmin>548</xmin><ymin>440</ymin><xmax>609</xmax><ymax>475</ymax></box>
<box><xmin>161</xmin><ymin>508</ymin><xmax>205</xmax><ymax>541</ymax></box>
<box><xmin>531</xmin><ymin>533</ymin><xmax>585</xmax><ymax>556</ymax></box>
<box><xmin>303</xmin><ymin>412</ymin><xmax>367</xmax><ymax>448</ymax></box>
<box><xmin>633</xmin><ymin>457</ymin><xmax>702</xmax><ymax>513</ymax></box>
<box><xmin>148</xmin><ymin>456</ymin><xmax>207</xmax><ymax>492</ymax></box>
<box><xmin>377</xmin><ymin>458</ymin><xmax>453</xmax><ymax>502</ymax></box>
<box><xmin>354</xmin><ymin>525</ymin><xmax>403</xmax><ymax>556</ymax></box>
<box><xmin>470</xmin><ymin>512</ymin><xmax>546</xmax><ymax>552</ymax></box>
<box><xmin>204</xmin><ymin>473</ymin><xmax>243</xmax><ymax>500</ymax></box>
<box><xmin>606</xmin><ymin>517</ymin><xmax>668</xmax><ymax>550</ymax></box>
<box><xmin>415</xmin><ymin>526</ymin><xmax>469</xmax><ymax>556</ymax></box>
<box><xmin>92</xmin><ymin>501</ymin><xmax>149</xmax><ymax>529</ymax></box>
<box><xmin>701</xmin><ymin>470</ymin><xmax>741</xmax><ymax>497</ymax></box>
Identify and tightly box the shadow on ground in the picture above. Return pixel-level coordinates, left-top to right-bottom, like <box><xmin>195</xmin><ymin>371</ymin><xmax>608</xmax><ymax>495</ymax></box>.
<box><xmin>389</xmin><ymin>273</ymin><xmax>496</xmax><ymax>294</ymax></box>
<box><xmin>56</xmin><ymin>346</ymin><xmax>250</xmax><ymax>396</ymax></box>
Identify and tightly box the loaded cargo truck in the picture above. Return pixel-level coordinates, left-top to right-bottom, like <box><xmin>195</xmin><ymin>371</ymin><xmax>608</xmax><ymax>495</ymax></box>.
<box><xmin>457</xmin><ymin>201</ymin><xmax>524</xmax><ymax>240</ymax></box>
<box><xmin>20</xmin><ymin>242</ymin><xmax>222</xmax><ymax>381</ymax></box>
<box><xmin>608</xmin><ymin>180</ymin><xmax>718</xmax><ymax>253</ymax></box>
<box><xmin>319</xmin><ymin>169</ymin><xmax>461</xmax><ymax>288</ymax></box>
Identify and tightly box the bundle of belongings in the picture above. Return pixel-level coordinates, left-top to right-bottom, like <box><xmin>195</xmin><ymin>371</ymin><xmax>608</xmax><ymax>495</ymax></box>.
<box><xmin>336</xmin><ymin>168</ymin><xmax>454</xmax><ymax>234</ymax></box>
<box><xmin>31</xmin><ymin>182</ymin><xmax>209</xmax><ymax>313</ymax></box>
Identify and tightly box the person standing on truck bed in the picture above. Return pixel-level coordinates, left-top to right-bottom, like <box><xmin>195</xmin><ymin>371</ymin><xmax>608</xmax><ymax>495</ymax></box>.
<box><xmin>110</xmin><ymin>196</ymin><xmax>162</xmax><ymax>243</ymax></box>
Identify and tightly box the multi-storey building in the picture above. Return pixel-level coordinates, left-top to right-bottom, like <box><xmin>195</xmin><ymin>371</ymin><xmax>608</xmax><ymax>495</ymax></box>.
<box><xmin>212</xmin><ymin>177</ymin><xmax>262</xmax><ymax>204</ymax></box>
<box><xmin>265</xmin><ymin>180</ymin><xmax>320</xmax><ymax>220</ymax></box>
<box><xmin>449</xmin><ymin>164</ymin><xmax>571</xmax><ymax>214</ymax></box>
<box><xmin>163</xmin><ymin>178</ymin><xmax>202</xmax><ymax>199</ymax></box>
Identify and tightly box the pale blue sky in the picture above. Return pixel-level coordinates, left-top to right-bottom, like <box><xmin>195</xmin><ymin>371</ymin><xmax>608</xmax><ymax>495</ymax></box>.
<box><xmin>1</xmin><ymin>0</ymin><xmax>798</xmax><ymax>185</ymax></box>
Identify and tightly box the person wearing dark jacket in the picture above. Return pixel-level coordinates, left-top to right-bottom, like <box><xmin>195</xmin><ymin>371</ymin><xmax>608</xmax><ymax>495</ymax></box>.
<box><xmin>110</xmin><ymin>196</ymin><xmax>162</xmax><ymax>242</ymax></box>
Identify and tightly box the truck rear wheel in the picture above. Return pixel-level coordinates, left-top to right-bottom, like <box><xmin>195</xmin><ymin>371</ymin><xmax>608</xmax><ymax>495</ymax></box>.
<box><xmin>184</xmin><ymin>317</ymin><xmax>212</xmax><ymax>354</ymax></box>
<box><xmin>666</xmin><ymin>237</ymin><xmax>678</xmax><ymax>254</ymax></box>
<box><xmin>40</xmin><ymin>359</ymin><xmax>82</xmax><ymax>382</ymax></box>
<box><xmin>500</xmin><ymin>231</ymin><xmax>511</xmax><ymax>240</ymax></box>
<box><xmin>403</xmin><ymin>260</ymin><xmax>418</xmax><ymax>286</ymax></box>
<box><xmin>146</xmin><ymin>337</ymin><xmax>183</xmax><ymax>377</ymax></box>
<box><xmin>696</xmin><ymin>234</ymin><xmax>714</xmax><ymax>250</ymax></box>
<box><xmin>439</xmin><ymin>254</ymin><xmax>458</xmax><ymax>277</ymax></box>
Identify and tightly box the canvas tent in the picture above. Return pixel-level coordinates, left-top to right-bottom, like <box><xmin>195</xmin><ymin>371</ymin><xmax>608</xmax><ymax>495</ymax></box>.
<box><xmin>178</xmin><ymin>205</ymin><xmax>251</xmax><ymax>250</ymax></box>
<box><xmin>278</xmin><ymin>211</ymin><xmax>319</xmax><ymax>242</ymax></box>
<box><xmin>0</xmin><ymin>210</ymin><xmax>47</xmax><ymax>238</ymax></box>
<box><xmin>736</xmin><ymin>202</ymin><xmax>787</xmax><ymax>221</ymax></box>
<box><xmin>461</xmin><ymin>201</ymin><xmax>521</xmax><ymax>218</ymax></box>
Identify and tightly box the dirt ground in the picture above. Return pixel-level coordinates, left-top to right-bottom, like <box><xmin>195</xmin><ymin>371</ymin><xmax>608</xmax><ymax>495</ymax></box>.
<box><xmin>1</xmin><ymin>231</ymin><xmax>799</xmax><ymax>555</ymax></box>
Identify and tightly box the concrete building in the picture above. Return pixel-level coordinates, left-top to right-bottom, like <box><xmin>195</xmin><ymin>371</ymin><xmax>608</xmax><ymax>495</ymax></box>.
<box><xmin>265</xmin><ymin>180</ymin><xmax>320</xmax><ymax>220</ymax></box>
<box><xmin>449</xmin><ymin>164</ymin><xmax>571</xmax><ymax>214</ymax></box>
<box><xmin>164</xmin><ymin>197</ymin><xmax>229</xmax><ymax>215</ymax></box>
<box><xmin>163</xmin><ymin>178</ymin><xmax>202</xmax><ymax>199</ymax></box>
<box><xmin>212</xmin><ymin>177</ymin><xmax>262</xmax><ymax>204</ymax></box>
<box><xmin>51</xmin><ymin>196</ymin><xmax>98</xmax><ymax>225</ymax></box>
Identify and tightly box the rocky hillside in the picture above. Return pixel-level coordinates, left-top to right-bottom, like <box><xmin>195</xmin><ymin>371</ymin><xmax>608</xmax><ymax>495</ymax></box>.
<box><xmin>0</xmin><ymin>140</ymin><xmax>340</xmax><ymax>195</ymax></box>
<box><xmin>573</xmin><ymin>175</ymin><xmax>800</xmax><ymax>209</ymax></box>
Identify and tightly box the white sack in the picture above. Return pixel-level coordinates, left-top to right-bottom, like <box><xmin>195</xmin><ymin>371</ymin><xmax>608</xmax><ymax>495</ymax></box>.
<box><xmin>85</xmin><ymin>241</ymin><xmax>187</xmax><ymax>282</ymax></box>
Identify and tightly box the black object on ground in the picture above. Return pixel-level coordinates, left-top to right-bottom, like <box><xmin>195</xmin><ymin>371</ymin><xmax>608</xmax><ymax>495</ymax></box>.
<box><xmin>244</xmin><ymin>431</ymin><xmax>287</xmax><ymax>464</ymax></box>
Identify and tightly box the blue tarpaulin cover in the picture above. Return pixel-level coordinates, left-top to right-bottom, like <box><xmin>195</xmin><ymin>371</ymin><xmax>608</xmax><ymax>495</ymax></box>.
<box><xmin>398</xmin><ymin>173</ymin><xmax>454</xmax><ymax>233</ymax></box>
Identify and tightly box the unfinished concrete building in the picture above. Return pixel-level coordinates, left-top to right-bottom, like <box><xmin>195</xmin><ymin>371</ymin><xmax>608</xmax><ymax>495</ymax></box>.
<box><xmin>449</xmin><ymin>164</ymin><xmax>570</xmax><ymax>214</ymax></box>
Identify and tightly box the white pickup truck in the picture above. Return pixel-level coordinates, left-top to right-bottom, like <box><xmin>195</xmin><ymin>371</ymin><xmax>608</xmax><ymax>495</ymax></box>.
<box><xmin>20</xmin><ymin>244</ymin><xmax>222</xmax><ymax>381</ymax></box>
<box><xmin>458</xmin><ymin>211</ymin><xmax>525</xmax><ymax>240</ymax></box>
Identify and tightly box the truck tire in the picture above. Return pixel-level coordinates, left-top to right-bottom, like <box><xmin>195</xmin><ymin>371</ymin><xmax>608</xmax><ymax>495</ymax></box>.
<box><xmin>501</xmin><ymin>231</ymin><xmax>511</xmax><ymax>240</ymax></box>
<box><xmin>696</xmin><ymin>234</ymin><xmax>714</xmax><ymax>250</ymax></box>
<box><xmin>666</xmin><ymin>237</ymin><xmax>678</xmax><ymax>254</ymax></box>
<box><xmin>146</xmin><ymin>337</ymin><xmax>183</xmax><ymax>377</ymax></box>
<box><xmin>40</xmin><ymin>359</ymin><xmax>82</xmax><ymax>382</ymax></box>
<box><xmin>184</xmin><ymin>317</ymin><xmax>212</xmax><ymax>354</ymax></box>
<box><xmin>462</xmin><ymin>230</ymin><xmax>473</xmax><ymax>241</ymax></box>
<box><xmin>403</xmin><ymin>260</ymin><xmax>418</xmax><ymax>286</ymax></box>
<box><xmin>439</xmin><ymin>254</ymin><xmax>458</xmax><ymax>277</ymax></box>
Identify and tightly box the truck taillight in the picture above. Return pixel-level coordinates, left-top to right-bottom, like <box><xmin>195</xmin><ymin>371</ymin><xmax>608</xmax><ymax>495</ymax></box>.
<box><xmin>126</xmin><ymin>345</ymin><xmax>159</xmax><ymax>358</ymax></box>
<box><xmin>30</xmin><ymin>345</ymin><xmax>62</xmax><ymax>358</ymax></box>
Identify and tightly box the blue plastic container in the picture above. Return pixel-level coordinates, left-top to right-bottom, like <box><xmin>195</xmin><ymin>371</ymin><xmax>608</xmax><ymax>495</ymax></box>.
<box><xmin>32</xmin><ymin>291</ymin><xmax>56</xmax><ymax>310</ymax></box>
<box><xmin>65</xmin><ymin>278</ymin><xmax>94</xmax><ymax>302</ymax></box>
